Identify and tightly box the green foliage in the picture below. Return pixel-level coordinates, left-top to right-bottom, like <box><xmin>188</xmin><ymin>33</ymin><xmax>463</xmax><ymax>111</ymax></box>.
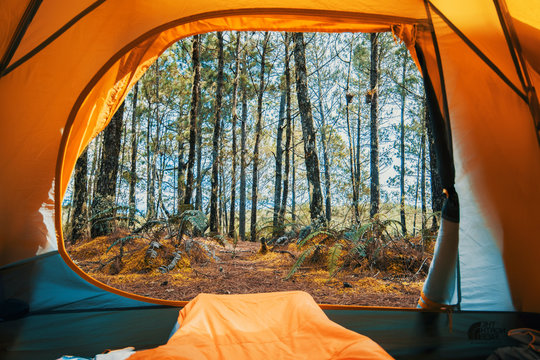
<box><xmin>285</xmin><ymin>244</ymin><xmax>317</xmax><ymax>280</ymax></box>
<box><xmin>286</xmin><ymin>215</ymin><xmax>408</xmax><ymax>280</ymax></box>
<box><xmin>106</xmin><ymin>235</ymin><xmax>138</xmax><ymax>253</ymax></box>
<box><xmin>178</xmin><ymin>210</ymin><xmax>208</xmax><ymax>234</ymax></box>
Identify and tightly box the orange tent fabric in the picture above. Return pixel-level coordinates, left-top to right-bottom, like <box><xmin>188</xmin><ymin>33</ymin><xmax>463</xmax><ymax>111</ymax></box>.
<box><xmin>129</xmin><ymin>291</ymin><xmax>394</xmax><ymax>359</ymax></box>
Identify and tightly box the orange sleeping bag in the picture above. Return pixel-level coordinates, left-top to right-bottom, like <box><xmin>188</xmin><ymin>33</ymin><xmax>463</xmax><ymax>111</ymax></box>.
<box><xmin>128</xmin><ymin>291</ymin><xmax>393</xmax><ymax>359</ymax></box>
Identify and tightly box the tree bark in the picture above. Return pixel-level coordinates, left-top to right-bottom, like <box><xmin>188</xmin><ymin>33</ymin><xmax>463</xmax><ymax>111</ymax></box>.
<box><xmin>421</xmin><ymin>104</ymin><xmax>427</xmax><ymax>240</ymax></box>
<box><xmin>70</xmin><ymin>147</ymin><xmax>88</xmax><ymax>243</ymax></box>
<box><xmin>279</xmin><ymin>33</ymin><xmax>292</xmax><ymax>228</ymax></box>
<box><xmin>273</xmin><ymin>91</ymin><xmax>286</xmax><ymax>236</ymax></box>
<box><xmin>314</xmin><ymin>40</ymin><xmax>332</xmax><ymax>223</ymax></box>
<box><xmin>239</xmin><ymin>54</ymin><xmax>248</xmax><ymax>241</ymax></box>
<box><xmin>184</xmin><ymin>35</ymin><xmax>201</xmax><ymax>206</ymax></box>
<box><xmin>292</xmin><ymin>32</ymin><xmax>324</xmax><ymax>224</ymax></box>
<box><xmin>369</xmin><ymin>33</ymin><xmax>380</xmax><ymax>219</ymax></box>
<box><xmin>195</xmin><ymin>95</ymin><xmax>204</xmax><ymax>211</ymax></box>
<box><xmin>128</xmin><ymin>82</ymin><xmax>139</xmax><ymax>226</ymax></box>
<box><xmin>344</xmin><ymin>39</ymin><xmax>359</xmax><ymax>224</ymax></box>
<box><xmin>228</xmin><ymin>32</ymin><xmax>241</xmax><ymax>238</ymax></box>
<box><xmin>250</xmin><ymin>32</ymin><xmax>270</xmax><ymax>242</ymax></box>
<box><xmin>91</xmin><ymin>102</ymin><xmax>125</xmax><ymax>237</ymax></box>
<box><xmin>209</xmin><ymin>32</ymin><xmax>225</xmax><ymax>233</ymax></box>
<box><xmin>176</xmin><ymin>143</ymin><xmax>185</xmax><ymax>213</ymax></box>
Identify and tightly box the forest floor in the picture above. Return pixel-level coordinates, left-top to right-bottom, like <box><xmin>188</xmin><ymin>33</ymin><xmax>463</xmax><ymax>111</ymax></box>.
<box><xmin>67</xmin><ymin>232</ymin><xmax>430</xmax><ymax>307</ymax></box>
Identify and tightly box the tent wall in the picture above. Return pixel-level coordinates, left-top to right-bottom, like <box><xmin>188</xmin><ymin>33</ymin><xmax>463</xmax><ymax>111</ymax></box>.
<box><xmin>425</xmin><ymin>0</ymin><xmax>540</xmax><ymax>312</ymax></box>
<box><xmin>0</xmin><ymin>0</ymin><xmax>539</xmax><ymax>313</ymax></box>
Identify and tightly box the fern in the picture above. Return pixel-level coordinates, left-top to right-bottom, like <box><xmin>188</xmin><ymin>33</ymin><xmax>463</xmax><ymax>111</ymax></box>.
<box><xmin>285</xmin><ymin>244</ymin><xmax>317</xmax><ymax>280</ymax></box>
<box><xmin>297</xmin><ymin>229</ymin><xmax>335</xmax><ymax>248</ymax></box>
<box><xmin>327</xmin><ymin>243</ymin><xmax>342</xmax><ymax>276</ymax></box>
<box><xmin>106</xmin><ymin>235</ymin><xmax>138</xmax><ymax>253</ymax></box>
<box><xmin>179</xmin><ymin>210</ymin><xmax>208</xmax><ymax>234</ymax></box>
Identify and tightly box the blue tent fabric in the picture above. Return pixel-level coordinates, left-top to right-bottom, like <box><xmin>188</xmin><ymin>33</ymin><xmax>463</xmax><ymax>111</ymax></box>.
<box><xmin>2</xmin><ymin>252</ymin><xmax>540</xmax><ymax>360</ymax></box>
<box><xmin>0</xmin><ymin>252</ymin><xmax>178</xmax><ymax>360</ymax></box>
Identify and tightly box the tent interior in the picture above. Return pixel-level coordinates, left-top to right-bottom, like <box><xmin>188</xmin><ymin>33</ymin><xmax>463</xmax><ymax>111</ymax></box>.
<box><xmin>1</xmin><ymin>0</ymin><xmax>539</xmax><ymax>359</ymax></box>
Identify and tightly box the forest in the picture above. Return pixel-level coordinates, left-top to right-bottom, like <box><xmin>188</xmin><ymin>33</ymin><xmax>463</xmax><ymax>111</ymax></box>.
<box><xmin>63</xmin><ymin>31</ymin><xmax>444</xmax><ymax>307</ymax></box>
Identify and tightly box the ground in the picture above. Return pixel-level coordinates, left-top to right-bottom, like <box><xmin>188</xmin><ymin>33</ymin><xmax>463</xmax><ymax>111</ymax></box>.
<box><xmin>68</xmin><ymin>233</ymin><xmax>429</xmax><ymax>307</ymax></box>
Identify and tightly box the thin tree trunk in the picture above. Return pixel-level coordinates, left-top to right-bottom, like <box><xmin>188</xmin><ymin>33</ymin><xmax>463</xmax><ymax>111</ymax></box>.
<box><xmin>399</xmin><ymin>50</ymin><xmax>408</xmax><ymax>235</ymax></box>
<box><xmin>71</xmin><ymin>148</ymin><xmax>88</xmax><ymax>243</ymax></box>
<box><xmin>355</xmin><ymin>81</ymin><xmax>362</xmax><ymax>223</ymax></box>
<box><xmin>209</xmin><ymin>32</ymin><xmax>225</xmax><ymax>233</ymax></box>
<box><xmin>279</xmin><ymin>33</ymin><xmax>292</xmax><ymax>228</ymax></box>
<box><xmin>128</xmin><ymin>82</ymin><xmax>139</xmax><ymax>226</ymax></box>
<box><xmin>250</xmin><ymin>32</ymin><xmax>270</xmax><ymax>242</ymax></box>
<box><xmin>421</xmin><ymin>104</ymin><xmax>427</xmax><ymax>242</ymax></box>
<box><xmin>228</xmin><ymin>32</ymin><xmax>241</xmax><ymax>238</ymax></box>
<box><xmin>291</xmin><ymin>116</ymin><xmax>296</xmax><ymax>222</ymax></box>
<box><xmin>195</xmin><ymin>98</ymin><xmax>204</xmax><ymax>211</ymax></box>
<box><xmin>412</xmin><ymin>141</ymin><xmax>421</xmax><ymax>237</ymax></box>
<box><xmin>146</xmin><ymin>62</ymin><xmax>160</xmax><ymax>219</ymax></box>
<box><xmin>184</xmin><ymin>35</ymin><xmax>200</xmax><ymax>206</ymax></box>
<box><xmin>314</xmin><ymin>41</ymin><xmax>332</xmax><ymax>223</ymax></box>
<box><xmin>369</xmin><ymin>33</ymin><xmax>380</xmax><ymax>219</ymax></box>
<box><xmin>273</xmin><ymin>91</ymin><xmax>286</xmax><ymax>237</ymax></box>
<box><xmin>344</xmin><ymin>39</ymin><xmax>359</xmax><ymax>224</ymax></box>
<box><xmin>91</xmin><ymin>102</ymin><xmax>125</xmax><ymax>237</ymax></box>
<box><xmin>176</xmin><ymin>143</ymin><xmax>185</xmax><ymax>213</ymax></box>
<box><xmin>90</xmin><ymin>133</ymin><xmax>103</xmax><ymax>205</ymax></box>
<box><xmin>292</xmin><ymin>32</ymin><xmax>324</xmax><ymax>224</ymax></box>
<box><xmin>239</xmin><ymin>56</ymin><xmax>248</xmax><ymax>241</ymax></box>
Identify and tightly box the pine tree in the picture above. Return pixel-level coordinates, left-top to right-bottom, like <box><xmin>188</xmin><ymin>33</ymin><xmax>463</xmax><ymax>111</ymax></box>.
<box><xmin>209</xmin><ymin>32</ymin><xmax>225</xmax><ymax>233</ymax></box>
<box><xmin>369</xmin><ymin>33</ymin><xmax>380</xmax><ymax>219</ymax></box>
<box><xmin>292</xmin><ymin>32</ymin><xmax>324</xmax><ymax>224</ymax></box>
<box><xmin>91</xmin><ymin>102</ymin><xmax>125</xmax><ymax>237</ymax></box>
<box><xmin>184</xmin><ymin>35</ymin><xmax>201</xmax><ymax>206</ymax></box>
<box><xmin>70</xmin><ymin>148</ymin><xmax>88</xmax><ymax>243</ymax></box>
<box><xmin>250</xmin><ymin>32</ymin><xmax>270</xmax><ymax>242</ymax></box>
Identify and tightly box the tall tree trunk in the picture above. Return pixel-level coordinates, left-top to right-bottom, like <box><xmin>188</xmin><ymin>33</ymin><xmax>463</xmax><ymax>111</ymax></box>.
<box><xmin>291</xmin><ymin>117</ymin><xmax>296</xmax><ymax>222</ymax></box>
<box><xmin>412</xmin><ymin>141</ymin><xmax>422</xmax><ymax>237</ymax></box>
<box><xmin>369</xmin><ymin>33</ymin><xmax>380</xmax><ymax>219</ymax></box>
<box><xmin>90</xmin><ymin>133</ymin><xmax>103</xmax><ymax>205</ymax></box>
<box><xmin>426</xmin><ymin>107</ymin><xmax>444</xmax><ymax>231</ymax></box>
<box><xmin>399</xmin><ymin>50</ymin><xmax>408</xmax><ymax>235</ymax></box>
<box><xmin>91</xmin><ymin>102</ymin><xmax>125</xmax><ymax>237</ymax></box>
<box><xmin>195</xmin><ymin>98</ymin><xmax>204</xmax><ymax>210</ymax></box>
<box><xmin>355</xmin><ymin>81</ymin><xmax>362</xmax><ymax>223</ymax></box>
<box><xmin>128</xmin><ymin>82</ymin><xmax>139</xmax><ymax>226</ymax></box>
<box><xmin>209</xmin><ymin>32</ymin><xmax>225</xmax><ymax>233</ymax></box>
<box><xmin>228</xmin><ymin>32</ymin><xmax>241</xmax><ymax>238</ymax></box>
<box><xmin>146</xmin><ymin>62</ymin><xmax>161</xmax><ymax>219</ymax></box>
<box><xmin>314</xmin><ymin>40</ymin><xmax>332</xmax><ymax>223</ymax></box>
<box><xmin>70</xmin><ymin>148</ymin><xmax>88</xmax><ymax>243</ymax></box>
<box><xmin>279</xmin><ymin>33</ymin><xmax>292</xmax><ymax>228</ymax></box>
<box><xmin>184</xmin><ymin>35</ymin><xmax>200</xmax><ymax>206</ymax></box>
<box><xmin>250</xmin><ymin>32</ymin><xmax>270</xmax><ymax>242</ymax></box>
<box><xmin>272</xmin><ymin>91</ymin><xmax>286</xmax><ymax>237</ymax></box>
<box><xmin>421</xmin><ymin>104</ymin><xmax>427</xmax><ymax>241</ymax></box>
<box><xmin>292</xmin><ymin>32</ymin><xmax>324</xmax><ymax>224</ymax></box>
<box><xmin>239</xmin><ymin>57</ymin><xmax>248</xmax><ymax>241</ymax></box>
<box><xmin>344</xmin><ymin>39</ymin><xmax>359</xmax><ymax>224</ymax></box>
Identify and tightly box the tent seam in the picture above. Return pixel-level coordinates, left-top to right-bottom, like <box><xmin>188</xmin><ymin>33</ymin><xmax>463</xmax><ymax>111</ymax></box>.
<box><xmin>0</xmin><ymin>0</ymin><xmax>43</xmax><ymax>75</ymax></box>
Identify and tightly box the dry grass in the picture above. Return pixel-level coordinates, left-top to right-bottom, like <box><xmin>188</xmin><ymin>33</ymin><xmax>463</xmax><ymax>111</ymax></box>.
<box><xmin>67</xmin><ymin>234</ymin><xmax>428</xmax><ymax>307</ymax></box>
